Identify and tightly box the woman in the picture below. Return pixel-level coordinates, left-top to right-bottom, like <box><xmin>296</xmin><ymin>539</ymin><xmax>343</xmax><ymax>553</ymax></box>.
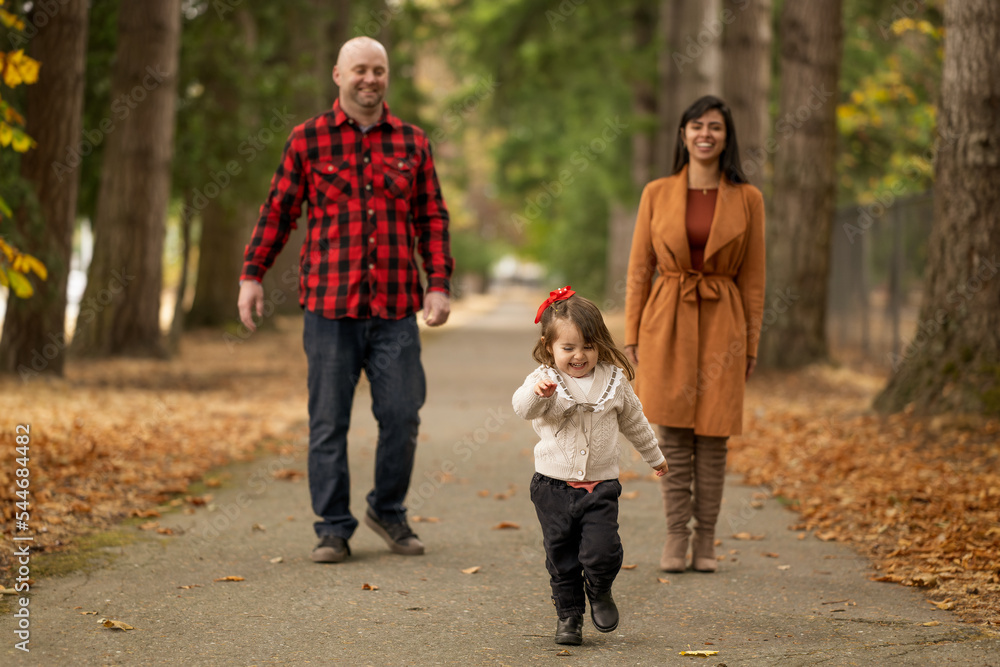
<box><xmin>624</xmin><ymin>95</ymin><xmax>765</xmax><ymax>573</ymax></box>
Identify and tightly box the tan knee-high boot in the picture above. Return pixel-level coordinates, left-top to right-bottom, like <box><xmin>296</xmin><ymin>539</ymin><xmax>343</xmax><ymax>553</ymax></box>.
<box><xmin>692</xmin><ymin>435</ymin><xmax>728</xmax><ymax>572</ymax></box>
<box><xmin>657</xmin><ymin>426</ymin><xmax>695</xmax><ymax>572</ymax></box>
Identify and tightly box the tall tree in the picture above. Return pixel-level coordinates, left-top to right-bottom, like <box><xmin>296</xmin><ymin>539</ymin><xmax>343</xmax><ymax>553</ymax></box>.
<box><xmin>654</xmin><ymin>0</ymin><xmax>723</xmax><ymax>177</ymax></box>
<box><xmin>757</xmin><ymin>0</ymin><xmax>844</xmax><ymax>368</ymax></box>
<box><xmin>0</xmin><ymin>0</ymin><xmax>89</xmax><ymax>378</ymax></box>
<box><xmin>875</xmin><ymin>0</ymin><xmax>1000</xmax><ymax>416</ymax></box>
<box><xmin>722</xmin><ymin>0</ymin><xmax>772</xmax><ymax>191</ymax></box>
<box><xmin>72</xmin><ymin>0</ymin><xmax>182</xmax><ymax>357</ymax></box>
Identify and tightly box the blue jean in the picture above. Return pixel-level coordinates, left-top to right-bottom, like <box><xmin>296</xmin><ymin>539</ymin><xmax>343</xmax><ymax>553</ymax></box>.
<box><xmin>303</xmin><ymin>310</ymin><xmax>426</xmax><ymax>539</ymax></box>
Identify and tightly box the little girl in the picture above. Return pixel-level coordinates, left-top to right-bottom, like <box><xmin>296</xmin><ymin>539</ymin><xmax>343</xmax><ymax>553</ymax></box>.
<box><xmin>512</xmin><ymin>286</ymin><xmax>667</xmax><ymax>646</ymax></box>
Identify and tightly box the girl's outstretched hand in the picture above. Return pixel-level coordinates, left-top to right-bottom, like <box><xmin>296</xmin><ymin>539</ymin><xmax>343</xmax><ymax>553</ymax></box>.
<box><xmin>653</xmin><ymin>461</ymin><xmax>668</xmax><ymax>477</ymax></box>
<box><xmin>534</xmin><ymin>379</ymin><xmax>557</xmax><ymax>398</ymax></box>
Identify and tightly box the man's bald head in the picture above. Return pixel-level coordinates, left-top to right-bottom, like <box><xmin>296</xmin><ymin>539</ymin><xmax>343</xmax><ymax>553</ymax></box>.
<box><xmin>336</xmin><ymin>37</ymin><xmax>389</xmax><ymax>70</ymax></box>
<box><xmin>333</xmin><ymin>37</ymin><xmax>390</xmax><ymax>125</ymax></box>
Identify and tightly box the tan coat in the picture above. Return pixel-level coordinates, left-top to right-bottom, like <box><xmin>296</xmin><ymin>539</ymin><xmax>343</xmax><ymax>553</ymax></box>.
<box><xmin>624</xmin><ymin>165</ymin><xmax>766</xmax><ymax>436</ymax></box>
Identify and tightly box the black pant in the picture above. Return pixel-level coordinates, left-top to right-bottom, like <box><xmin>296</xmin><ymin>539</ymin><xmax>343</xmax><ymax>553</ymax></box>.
<box><xmin>530</xmin><ymin>473</ymin><xmax>623</xmax><ymax>618</ymax></box>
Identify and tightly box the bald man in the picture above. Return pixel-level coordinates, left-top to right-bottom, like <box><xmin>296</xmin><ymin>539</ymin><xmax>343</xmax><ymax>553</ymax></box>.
<box><xmin>239</xmin><ymin>37</ymin><xmax>454</xmax><ymax>563</ymax></box>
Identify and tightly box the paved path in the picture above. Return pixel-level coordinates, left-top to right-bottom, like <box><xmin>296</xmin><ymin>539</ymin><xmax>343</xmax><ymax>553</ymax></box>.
<box><xmin>4</xmin><ymin>291</ymin><xmax>999</xmax><ymax>665</ymax></box>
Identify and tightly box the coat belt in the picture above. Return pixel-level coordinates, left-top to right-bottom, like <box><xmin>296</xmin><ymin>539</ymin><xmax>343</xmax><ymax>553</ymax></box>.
<box><xmin>660</xmin><ymin>270</ymin><xmax>734</xmax><ymax>302</ymax></box>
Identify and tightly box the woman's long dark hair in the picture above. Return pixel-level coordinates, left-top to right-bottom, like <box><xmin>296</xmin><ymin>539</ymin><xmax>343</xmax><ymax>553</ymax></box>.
<box><xmin>671</xmin><ymin>95</ymin><xmax>747</xmax><ymax>185</ymax></box>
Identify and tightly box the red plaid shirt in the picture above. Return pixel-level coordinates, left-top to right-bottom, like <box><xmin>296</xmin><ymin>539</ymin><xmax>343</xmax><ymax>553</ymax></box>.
<box><xmin>241</xmin><ymin>99</ymin><xmax>453</xmax><ymax>320</ymax></box>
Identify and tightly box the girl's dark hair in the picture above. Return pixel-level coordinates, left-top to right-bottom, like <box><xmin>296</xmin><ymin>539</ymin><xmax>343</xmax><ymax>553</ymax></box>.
<box><xmin>532</xmin><ymin>294</ymin><xmax>635</xmax><ymax>381</ymax></box>
<box><xmin>671</xmin><ymin>95</ymin><xmax>747</xmax><ymax>185</ymax></box>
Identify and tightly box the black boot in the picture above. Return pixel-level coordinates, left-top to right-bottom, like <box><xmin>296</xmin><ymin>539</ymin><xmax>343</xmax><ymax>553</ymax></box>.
<box><xmin>586</xmin><ymin>586</ymin><xmax>619</xmax><ymax>633</ymax></box>
<box><xmin>555</xmin><ymin>615</ymin><xmax>583</xmax><ymax>645</ymax></box>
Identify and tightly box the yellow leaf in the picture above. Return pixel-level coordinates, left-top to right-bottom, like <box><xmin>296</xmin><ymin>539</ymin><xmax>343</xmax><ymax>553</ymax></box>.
<box><xmin>0</xmin><ymin>8</ymin><xmax>25</xmax><ymax>31</ymax></box>
<box><xmin>6</xmin><ymin>268</ymin><xmax>33</xmax><ymax>297</ymax></box>
<box><xmin>0</xmin><ymin>122</ymin><xmax>12</xmax><ymax>146</ymax></box>
<box><xmin>213</xmin><ymin>575</ymin><xmax>245</xmax><ymax>582</ymax></box>
<box><xmin>679</xmin><ymin>650</ymin><xmax>719</xmax><ymax>656</ymax></box>
<box><xmin>101</xmin><ymin>619</ymin><xmax>134</xmax><ymax>631</ymax></box>
<box><xmin>11</xmin><ymin>128</ymin><xmax>35</xmax><ymax>152</ymax></box>
<box><xmin>361</xmin><ymin>583</ymin><xmax>379</xmax><ymax>590</ymax></box>
<box><xmin>2</xmin><ymin>50</ymin><xmax>41</xmax><ymax>87</ymax></box>
<box><xmin>461</xmin><ymin>566</ymin><xmax>480</xmax><ymax>574</ymax></box>
<box><xmin>0</xmin><ymin>267</ymin><xmax>8</xmax><ymax>288</ymax></box>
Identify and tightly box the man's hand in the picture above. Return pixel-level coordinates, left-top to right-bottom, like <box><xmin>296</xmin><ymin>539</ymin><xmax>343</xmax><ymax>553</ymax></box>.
<box><xmin>423</xmin><ymin>291</ymin><xmax>450</xmax><ymax>327</ymax></box>
<box><xmin>238</xmin><ymin>280</ymin><xmax>265</xmax><ymax>332</ymax></box>
<box><xmin>625</xmin><ymin>345</ymin><xmax>639</xmax><ymax>366</ymax></box>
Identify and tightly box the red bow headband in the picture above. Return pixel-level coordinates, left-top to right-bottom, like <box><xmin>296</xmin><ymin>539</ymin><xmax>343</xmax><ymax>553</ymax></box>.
<box><xmin>535</xmin><ymin>286</ymin><xmax>576</xmax><ymax>323</ymax></box>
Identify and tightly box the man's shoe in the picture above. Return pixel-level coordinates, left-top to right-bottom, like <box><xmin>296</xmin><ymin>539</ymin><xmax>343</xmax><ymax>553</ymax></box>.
<box><xmin>311</xmin><ymin>535</ymin><xmax>350</xmax><ymax>563</ymax></box>
<box><xmin>586</xmin><ymin>587</ymin><xmax>619</xmax><ymax>633</ymax></box>
<box><xmin>554</xmin><ymin>615</ymin><xmax>583</xmax><ymax>645</ymax></box>
<box><xmin>363</xmin><ymin>508</ymin><xmax>425</xmax><ymax>555</ymax></box>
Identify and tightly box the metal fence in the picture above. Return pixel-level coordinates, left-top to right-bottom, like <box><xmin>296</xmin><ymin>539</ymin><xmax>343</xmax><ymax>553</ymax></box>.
<box><xmin>826</xmin><ymin>191</ymin><xmax>934</xmax><ymax>368</ymax></box>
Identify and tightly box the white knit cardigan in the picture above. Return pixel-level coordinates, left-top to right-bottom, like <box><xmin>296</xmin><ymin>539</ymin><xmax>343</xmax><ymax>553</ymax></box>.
<box><xmin>512</xmin><ymin>362</ymin><xmax>664</xmax><ymax>482</ymax></box>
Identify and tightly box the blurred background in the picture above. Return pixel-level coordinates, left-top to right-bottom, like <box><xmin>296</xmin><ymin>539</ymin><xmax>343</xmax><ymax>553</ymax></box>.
<box><xmin>2</xmin><ymin>0</ymin><xmax>995</xmax><ymax>413</ymax></box>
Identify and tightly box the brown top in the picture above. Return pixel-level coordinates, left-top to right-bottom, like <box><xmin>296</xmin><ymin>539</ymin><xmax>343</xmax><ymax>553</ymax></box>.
<box><xmin>685</xmin><ymin>188</ymin><xmax>717</xmax><ymax>271</ymax></box>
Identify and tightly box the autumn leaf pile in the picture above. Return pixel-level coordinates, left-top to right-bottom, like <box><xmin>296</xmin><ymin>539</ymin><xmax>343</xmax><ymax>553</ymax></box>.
<box><xmin>731</xmin><ymin>364</ymin><xmax>1000</xmax><ymax>627</ymax></box>
<box><xmin>0</xmin><ymin>323</ymin><xmax>309</xmax><ymax>574</ymax></box>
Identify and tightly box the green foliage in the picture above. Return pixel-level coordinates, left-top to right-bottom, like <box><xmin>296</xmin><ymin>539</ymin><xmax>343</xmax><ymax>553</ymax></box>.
<box><xmin>441</xmin><ymin>0</ymin><xmax>653</xmax><ymax>293</ymax></box>
<box><xmin>836</xmin><ymin>0</ymin><xmax>943</xmax><ymax>205</ymax></box>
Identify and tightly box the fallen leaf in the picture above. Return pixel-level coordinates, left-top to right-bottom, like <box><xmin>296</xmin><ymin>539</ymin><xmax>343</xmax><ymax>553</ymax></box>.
<box><xmin>137</xmin><ymin>521</ymin><xmax>159</xmax><ymax>531</ymax></box>
<box><xmin>101</xmin><ymin>619</ymin><xmax>134</xmax><ymax>631</ymax></box>
<box><xmin>679</xmin><ymin>649</ymin><xmax>718</xmax><ymax>656</ymax></box>
<box><xmin>251</xmin><ymin>523</ymin><xmax>266</xmax><ymax>532</ymax></box>
<box><xmin>130</xmin><ymin>509</ymin><xmax>160</xmax><ymax>518</ymax></box>
<box><xmin>778</xmin><ymin>565</ymin><xmax>791</xmax><ymax>570</ymax></box>
<box><xmin>0</xmin><ymin>587</ymin><xmax>17</xmax><ymax>595</ymax></box>
<box><xmin>494</xmin><ymin>493</ymin><xmax>509</xmax><ymax>500</ymax></box>
<box><xmin>762</xmin><ymin>552</ymin><xmax>780</xmax><ymax>558</ymax></box>
<box><xmin>178</xmin><ymin>584</ymin><xmax>202</xmax><ymax>589</ymax></box>
<box><xmin>922</xmin><ymin>620</ymin><xmax>941</xmax><ymax>626</ymax></box>
<box><xmin>556</xmin><ymin>649</ymin><xmax>572</xmax><ymax>656</ymax></box>
<box><xmin>155</xmin><ymin>527</ymin><xmax>175</xmax><ymax>535</ymax></box>
<box><xmin>269</xmin><ymin>556</ymin><xmax>283</xmax><ymax>564</ymax></box>
<box><xmin>205</xmin><ymin>478</ymin><xmax>222</xmax><ymax>488</ymax></box>
<box><xmin>361</xmin><ymin>583</ymin><xmax>379</xmax><ymax>591</ymax></box>
<box><xmin>492</xmin><ymin>521</ymin><xmax>520</xmax><ymax>530</ymax></box>
<box><xmin>816</xmin><ymin>531</ymin><xmax>838</xmax><ymax>542</ymax></box>
<box><xmin>657</xmin><ymin>577</ymin><xmax>670</xmax><ymax>584</ymax></box>
<box><xmin>461</xmin><ymin>566</ymin><xmax>481</xmax><ymax>575</ymax></box>
<box><xmin>929</xmin><ymin>598</ymin><xmax>954</xmax><ymax>610</ymax></box>
<box><xmin>79</xmin><ymin>611</ymin><xmax>98</xmax><ymax>615</ymax></box>
<box><xmin>411</xmin><ymin>516</ymin><xmax>440</xmax><ymax>523</ymax></box>
<box><xmin>185</xmin><ymin>494</ymin><xmax>212</xmax><ymax>506</ymax></box>
<box><xmin>272</xmin><ymin>468</ymin><xmax>304</xmax><ymax>481</ymax></box>
<box><xmin>621</xmin><ymin>564</ymin><xmax>638</xmax><ymax>570</ymax></box>
<box><xmin>477</xmin><ymin>489</ymin><xmax>491</xmax><ymax>497</ymax></box>
<box><xmin>732</xmin><ymin>532</ymin><xmax>765</xmax><ymax>540</ymax></box>
<box><xmin>213</xmin><ymin>576</ymin><xmax>245</xmax><ymax>582</ymax></box>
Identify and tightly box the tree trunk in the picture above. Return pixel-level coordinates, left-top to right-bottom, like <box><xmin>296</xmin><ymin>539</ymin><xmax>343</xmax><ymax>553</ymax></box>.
<box><xmin>875</xmin><ymin>0</ymin><xmax>1000</xmax><ymax>416</ymax></box>
<box><xmin>757</xmin><ymin>0</ymin><xmax>843</xmax><ymax>369</ymax></box>
<box><xmin>263</xmin><ymin>1</ymin><xmax>350</xmax><ymax>316</ymax></box>
<box><xmin>71</xmin><ymin>0</ymin><xmax>181</xmax><ymax>358</ymax></box>
<box><xmin>185</xmin><ymin>9</ymin><xmax>258</xmax><ymax>329</ymax></box>
<box><xmin>722</xmin><ymin>0</ymin><xmax>772</xmax><ymax>192</ymax></box>
<box><xmin>655</xmin><ymin>0</ymin><xmax>723</xmax><ymax>177</ymax></box>
<box><xmin>0</xmin><ymin>0</ymin><xmax>89</xmax><ymax>379</ymax></box>
<box><xmin>606</xmin><ymin>0</ymin><xmax>659</xmax><ymax>307</ymax></box>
